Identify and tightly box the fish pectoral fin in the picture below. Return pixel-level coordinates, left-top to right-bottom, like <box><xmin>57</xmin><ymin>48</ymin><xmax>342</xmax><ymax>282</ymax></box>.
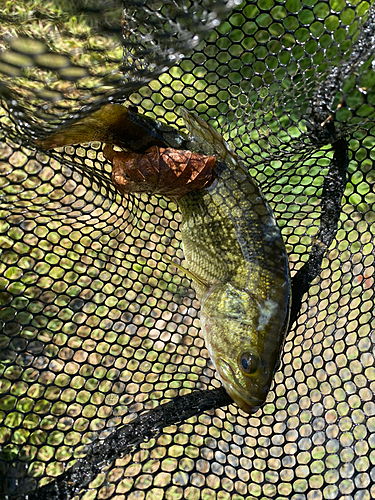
<box><xmin>163</xmin><ymin>255</ymin><xmax>209</xmax><ymax>289</ymax></box>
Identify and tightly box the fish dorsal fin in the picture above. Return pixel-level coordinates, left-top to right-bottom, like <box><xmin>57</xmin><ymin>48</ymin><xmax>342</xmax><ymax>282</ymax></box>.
<box><xmin>163</xmin><ymin>255</ymin><xmax>209</xmax><ymax>290</ymax></box>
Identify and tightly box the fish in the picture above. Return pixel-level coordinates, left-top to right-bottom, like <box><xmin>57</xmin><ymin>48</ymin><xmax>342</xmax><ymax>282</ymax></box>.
<box><xmin>37</xmin><ymin>104</ymin><xmax>291</xmax><ymax>414</ymax></box>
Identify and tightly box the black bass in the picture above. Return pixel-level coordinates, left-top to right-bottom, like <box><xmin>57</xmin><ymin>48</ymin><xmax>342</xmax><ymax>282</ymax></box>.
<box><xmin>38</xmin><ymin>105</ymin><xmax>291</xmax><ymax>414</ymax></box>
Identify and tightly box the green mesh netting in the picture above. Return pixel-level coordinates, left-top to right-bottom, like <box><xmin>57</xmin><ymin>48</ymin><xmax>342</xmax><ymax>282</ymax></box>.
<box><xmin>0</xmin><ymin>1</ymin><xmax>374</xmax><ymax>499</ymax></box>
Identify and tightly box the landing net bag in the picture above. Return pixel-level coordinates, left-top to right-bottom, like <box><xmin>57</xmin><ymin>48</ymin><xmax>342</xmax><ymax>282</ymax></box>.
<box><xmin>0</xmin><ymin>1</ymin><xmax>374</xmax><ymax>499</ymax></box>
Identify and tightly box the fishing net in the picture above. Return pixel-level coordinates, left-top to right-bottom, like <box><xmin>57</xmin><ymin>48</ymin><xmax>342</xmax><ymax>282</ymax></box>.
<box><xmin>1</xmin><ymin>0</ymin><xmax>374</xmax><ymax>499</ymax></box>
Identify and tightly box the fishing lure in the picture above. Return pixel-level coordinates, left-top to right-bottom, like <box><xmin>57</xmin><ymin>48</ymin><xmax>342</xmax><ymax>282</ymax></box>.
<box><xmin>38</xmin><ymin>104</ymin><xmax>291</xmax><ymax>414</ymax></box>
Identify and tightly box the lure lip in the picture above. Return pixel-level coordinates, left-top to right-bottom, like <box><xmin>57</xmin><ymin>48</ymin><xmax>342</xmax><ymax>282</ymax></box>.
<box><xmin>215</xmin><ymin>357</ymin><xmax>266</xmax><ymax>414</ymax></box>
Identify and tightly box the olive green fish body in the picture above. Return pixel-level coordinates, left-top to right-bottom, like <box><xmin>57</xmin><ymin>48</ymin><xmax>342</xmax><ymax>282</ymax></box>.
<box><xmin>178</xmin><ymin>111</ymin><xmax>291</xmax><ymax>413</ymax></box>
<box><xmin>38</xmin><ymin>104</ymin><xmax>291</xmax><ymax>414</ymax></box>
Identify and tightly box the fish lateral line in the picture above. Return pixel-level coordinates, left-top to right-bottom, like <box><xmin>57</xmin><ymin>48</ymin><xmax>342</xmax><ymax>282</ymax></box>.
<box><xmin>163</xmin><ymin>255</ymin><xmax>211</xmax><ymax>290</ymax></box>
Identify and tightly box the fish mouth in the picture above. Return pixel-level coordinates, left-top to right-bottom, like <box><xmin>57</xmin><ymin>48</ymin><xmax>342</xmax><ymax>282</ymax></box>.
<box><xmin>216</xmin><ymin>358</ymin><xmax>266</xmax><ymax>414</ymax></box>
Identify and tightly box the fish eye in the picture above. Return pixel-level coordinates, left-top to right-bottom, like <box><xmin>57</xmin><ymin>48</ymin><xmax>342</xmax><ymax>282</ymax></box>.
<box><xmin>239</xmin><ymin>352</ymin><xmax>260</xmax><ymax>375</ymax></box>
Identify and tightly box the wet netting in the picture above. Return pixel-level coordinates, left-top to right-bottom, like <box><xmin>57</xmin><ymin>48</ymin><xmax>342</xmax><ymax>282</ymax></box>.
<box><xmin>0</xmin><ymin>0</ymin><xmax>375</xmax><ymax>499</ymax></box>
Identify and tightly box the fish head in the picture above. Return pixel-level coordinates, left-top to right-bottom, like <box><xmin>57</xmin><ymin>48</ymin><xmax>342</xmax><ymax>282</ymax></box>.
<box><xmin>200</xmin><ymin>280</ymin><xmax>290</xmax><ymax>414</ymax></box>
